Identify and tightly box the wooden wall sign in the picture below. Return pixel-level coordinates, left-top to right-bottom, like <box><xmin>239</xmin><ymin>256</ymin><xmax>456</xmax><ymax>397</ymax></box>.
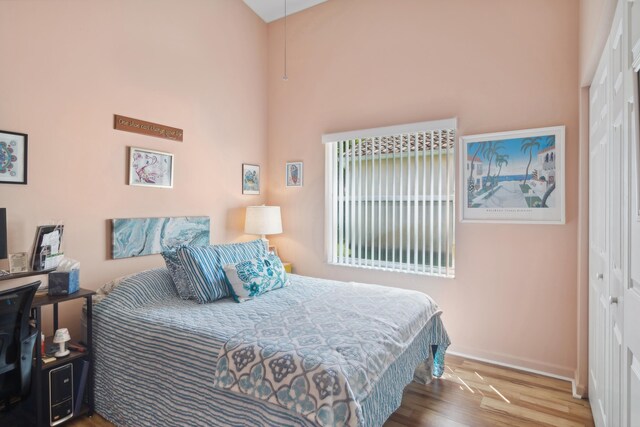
<box><xmin>114</xmin><ymin>115</ymin><xmax>183</xmax><ymax>142</ymax></box>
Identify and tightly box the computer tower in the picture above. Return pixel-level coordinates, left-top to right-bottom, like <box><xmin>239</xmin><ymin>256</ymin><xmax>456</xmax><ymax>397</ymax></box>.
<box><xmin>48</xmin><ymin>364</ymin><xmax>73</xmax><ymax>426</ymax></box>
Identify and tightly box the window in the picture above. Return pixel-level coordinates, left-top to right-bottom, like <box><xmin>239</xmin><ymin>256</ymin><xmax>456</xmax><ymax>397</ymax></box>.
<box><xmin>324</xmin><ymin>119</ymin><xmax>456</xmax><ymax>277</ymax></box>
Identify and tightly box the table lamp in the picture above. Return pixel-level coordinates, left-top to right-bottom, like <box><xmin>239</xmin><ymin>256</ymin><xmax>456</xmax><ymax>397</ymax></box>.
<box><xmin>244</xmin><ymin>206</ymin><xmax>282</xmax><ymax>250</ymax></box>
<box><xmin>53</xmin><ymin>328</ymin><xmax>71</xmax><ymax>357</ymax></box>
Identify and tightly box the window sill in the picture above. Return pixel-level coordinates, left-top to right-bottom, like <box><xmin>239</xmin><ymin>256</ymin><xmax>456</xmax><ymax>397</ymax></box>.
<box><xmin>327</xmin><ymin>260</ymin><xmax>455</xmax><ymax>279</ymax></box>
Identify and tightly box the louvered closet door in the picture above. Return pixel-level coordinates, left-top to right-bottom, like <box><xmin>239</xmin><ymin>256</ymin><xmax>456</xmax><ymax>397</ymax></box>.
<box><xmin>589</xmin><ymin>1</ymin><xmax>639</xmax><ymax>425</ymax></box>
<box><xmin>624</xmin><ymin>0</ymin><xmax>640</xmax><ymax>425</ymax></box>
<box><xmin>589</xmin><ymin>33</ymin><xmax>610</xmax><ymax>427</ymax></box>
<box><xmin>607</xmin><ymin>4</ymin><xmax>626</xmax><ymax>427</ymax></box>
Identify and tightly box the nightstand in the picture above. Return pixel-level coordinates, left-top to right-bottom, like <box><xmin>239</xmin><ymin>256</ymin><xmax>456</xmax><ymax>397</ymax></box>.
<box><xmin>283</xmin><ymin>262</ymin><xmax>293</xmax><ymax>273</ymax></box>
<box><xmin>30</xmin><ymin>289</ymin><xmax>95</xmax><ymax>427</ymax></box>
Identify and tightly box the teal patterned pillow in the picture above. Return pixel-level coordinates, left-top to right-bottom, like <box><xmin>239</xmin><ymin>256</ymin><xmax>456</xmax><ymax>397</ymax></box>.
<box><xmin>223</xmin><ymin>254</ymin><xmax>290</xmax><ymax>302</ymax></box>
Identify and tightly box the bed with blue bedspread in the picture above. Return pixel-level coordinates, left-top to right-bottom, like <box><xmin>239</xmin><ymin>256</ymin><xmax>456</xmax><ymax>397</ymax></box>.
<box><xmin>92</xmin><ymin>268</ymin><xmax>449</xmax><ymax>427</ymax></box>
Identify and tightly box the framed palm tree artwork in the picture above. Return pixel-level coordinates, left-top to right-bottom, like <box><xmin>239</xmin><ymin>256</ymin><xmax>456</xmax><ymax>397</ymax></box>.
<box><xmin>460</xmin><ymin>126</ymin><xmax>565</xmax><ymax>224</ymax></box>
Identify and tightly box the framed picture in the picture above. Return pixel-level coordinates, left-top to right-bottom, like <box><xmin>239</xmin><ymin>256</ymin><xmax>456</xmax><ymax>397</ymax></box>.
<box><xmin>129</xmin><ymin>147</ymin><xmax>174</xmax><ymax>188</ymax></box>
<box><xmin>286</xmin><ymin>161</ymin><xmax>303</xmax><ymax>187</ymax></box>
<box><xmin>8</xmin><ymin>252</ymin><xmax>28</xmax><ymax>274</ymax></box>
<box><xmin>0</xmin><ymin>130</ymin><xmax>28</xmax><ymax>185</ymax></box>
<box><xmin>242</xmin><ymin>164</ymin><xmax>260</xmax><ymax>195</ymax></box>
<box><xmin>460</xmin><ymin>126</ymin><xmax>565</xmax><ymax>224</ymax></box>
<box><xmin>30</xmin><ymin>225</ymin><xmax>64</xmax><ymax>271</ymax></box>
<box><xmin>268</xmin><ymin>245</ymin><xmax>279</xmax><ymax>257</ymax></box>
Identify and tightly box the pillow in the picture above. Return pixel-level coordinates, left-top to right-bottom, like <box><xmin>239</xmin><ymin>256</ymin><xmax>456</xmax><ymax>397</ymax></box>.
<box><xmin>177</xmin><ymin>239</ymin><xmax>267</xmax><ymax>303</ymax></box>
<box><xmin>161</xmin><ymin>250</ymin><xmax>194</xmax><ymax>300</ymax></box>
<box><xmin>91</xmin><ymin>273</ymin><xmax>130</xmax><ymax>307</ymax></box>
<box><xmin>223</xmin><ymin>254</ymin><xmax>290</xmax><ymax>302</ymax></box>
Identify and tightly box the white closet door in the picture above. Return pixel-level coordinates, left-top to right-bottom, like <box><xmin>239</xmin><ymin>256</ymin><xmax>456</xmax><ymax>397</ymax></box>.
<box><xmin>589</xmin><ymin>39</ymin><xmax>611</xmax><ymax>427</ymax></box>
<box><xmin>589</xmin><ymin>1</ymin><xmax>640</xmax><ymax>425</ymax></box>
<box><xmin>624</xmin><ymin>1</ymin><xmax>640</xmax><ymax>426</ymax></box>
<box><xmin>588</xmin><ymin>114</ymin><xmax>610</xmax><ymax>426</ymax></box>
<box><xmin>608</xmin><ymin>6</ymin><xmax>626</xmax><ymax>427</ymax></box>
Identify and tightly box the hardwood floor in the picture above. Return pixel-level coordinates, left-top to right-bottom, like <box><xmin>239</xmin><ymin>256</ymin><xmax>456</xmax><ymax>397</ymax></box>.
<box><xmin>69</xmin><ymin>355</ymin><xmax>594</xmax><ymax>427</ymax></box>
<box><xmin>386</xmin><ymin>355</ymin><xmax>594</xmax><ymax>427</ymax></box>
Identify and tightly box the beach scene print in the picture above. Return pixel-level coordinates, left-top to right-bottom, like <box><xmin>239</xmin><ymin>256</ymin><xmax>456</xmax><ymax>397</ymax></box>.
<box><xmin>465</xmin><ymin>135</ymin><xmax>557</xmax><ymax>209</ymax></box>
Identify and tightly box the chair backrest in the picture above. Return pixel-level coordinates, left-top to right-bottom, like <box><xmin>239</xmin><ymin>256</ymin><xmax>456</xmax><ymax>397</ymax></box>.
<box><xmin>0</xmin><ymin>281</ymin><xmax>40</xmax><ymax>411</ymax></box>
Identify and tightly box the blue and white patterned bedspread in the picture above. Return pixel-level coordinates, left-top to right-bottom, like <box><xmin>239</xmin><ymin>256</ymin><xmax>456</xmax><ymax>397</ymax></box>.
<box><xmin>214</xmin><ymin>281</ymin><xmax>445</xmax><ymax>427</ymax></box>
<box><xmin>93</xmin><ymin>269</ymin><xmax>449</xmax><ymax>427</ymax></box>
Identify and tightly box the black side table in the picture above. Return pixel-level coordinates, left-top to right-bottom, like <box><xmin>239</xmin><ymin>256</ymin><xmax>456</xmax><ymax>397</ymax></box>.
<box><xmin>31</xmin><ymin>289</ymin><xmax>95</xmax><ymax>426</ymax></box>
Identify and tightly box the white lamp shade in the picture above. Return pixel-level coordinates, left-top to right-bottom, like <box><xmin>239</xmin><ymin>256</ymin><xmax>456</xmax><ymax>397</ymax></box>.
<box><xmin>245</xmin><ymin>206</ymin><xmax>282</xmax><ymax>236</ymax></box>
<box><xmin>53</xmin><ymin>328</ymin><xmax>71</xmax><ymax>343</ymax></box>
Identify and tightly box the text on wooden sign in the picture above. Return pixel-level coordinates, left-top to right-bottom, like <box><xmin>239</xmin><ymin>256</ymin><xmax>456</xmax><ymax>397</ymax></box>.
<box><xmin>114</xmin><ymin>115</ymin><xmax>183</xmax><ymax>142</ymax></box>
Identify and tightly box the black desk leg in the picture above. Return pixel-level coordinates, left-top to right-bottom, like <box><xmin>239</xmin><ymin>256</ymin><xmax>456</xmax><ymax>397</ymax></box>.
<box><xmin>86</xmin><ymin>295</ymin><xmax>94</xmax><ymax>415</ymax></box>
<box><xmin>34</xmin><ymin>306</ymin><xmax>42</xmax><ymax>427</ymax></box>
<box><xmin>53</xmin><ymin>303</ymin><xmax>58</xmax><ymax>332</ymax></box>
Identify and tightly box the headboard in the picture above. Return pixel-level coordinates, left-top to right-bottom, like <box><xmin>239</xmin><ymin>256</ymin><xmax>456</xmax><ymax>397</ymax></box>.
<box><xmin>111</xmin><ymin>216</ymin><xmax>210</xmax><ymax>259</ymax></box>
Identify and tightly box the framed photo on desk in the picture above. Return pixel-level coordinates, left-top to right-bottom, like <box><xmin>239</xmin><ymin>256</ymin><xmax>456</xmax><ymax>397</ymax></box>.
<box><xmin>31</xmin><ymin>225</ymin><xmax>64</xmax><ymax>271</ymax></box>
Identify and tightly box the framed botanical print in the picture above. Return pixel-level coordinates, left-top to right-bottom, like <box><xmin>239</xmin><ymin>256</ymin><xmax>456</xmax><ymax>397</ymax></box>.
<box><xmin>242</xmin><ymin>163</ymin><xmax>260</xmax><ymax>195</ymax></box>
<box><xmin>129</xmin><ymin>147</ymin><xmax>174</xmax><ymax>188</ymax></box>
<box><xmin>0</xmin><ymin>130</ymin><xmax>28</xmax><ymax>185</ymax></box>
<box><xmin>286</xmin><ymin>161</ymin><xmax>303</xmax><ymax>187</ymax></box>
<box><xmin>460</xmin><ymin>126</ymin><xmax>565</xmax><ymax>224</ymax></box>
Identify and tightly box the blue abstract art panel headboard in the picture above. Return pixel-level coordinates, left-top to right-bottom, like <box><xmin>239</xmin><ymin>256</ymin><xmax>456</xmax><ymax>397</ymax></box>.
<box><xmin>111</xmin><ymin>216</ymin><xmax>210</xmax><ymax>259</ymax></box>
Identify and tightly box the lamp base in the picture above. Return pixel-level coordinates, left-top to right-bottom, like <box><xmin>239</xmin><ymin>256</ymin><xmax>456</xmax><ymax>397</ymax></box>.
<box><xmin>54</xmin><ymin>342</ymin><xmax>70</xmax><ymax>357</ymax></box>
<box><xmin>260</xmin><ymin>235</ymin><xmax>269</xmax><ymax>252</ymax></box>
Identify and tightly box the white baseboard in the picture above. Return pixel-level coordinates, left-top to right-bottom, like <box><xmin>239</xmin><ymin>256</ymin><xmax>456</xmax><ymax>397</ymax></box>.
<box><xmin>447</xmin><ymin>350</ymin><xmax>583</xmax><ymax>400</ymax></box>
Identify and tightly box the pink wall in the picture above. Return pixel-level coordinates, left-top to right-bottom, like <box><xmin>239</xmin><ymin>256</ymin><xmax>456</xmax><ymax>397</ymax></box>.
<box><xmin>267</xmin><ymin>0</ymin><xmax>580</xmax><ymax>378</ymax></box>
<box><xmin>0</xmin><ymin>0</ymin><xmax>268</xmax><ymax>336</ymax></box>
<box><xmin>0</xmin><ymin>0</ymin><xmax>585</xmax><ymax>380</ymax></box>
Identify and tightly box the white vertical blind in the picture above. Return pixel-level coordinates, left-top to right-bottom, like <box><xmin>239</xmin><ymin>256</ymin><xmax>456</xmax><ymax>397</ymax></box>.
<box><xmin>324</xmin><ymin>119</ymin><xmax>456</xmax><ymax>277</ymax></box>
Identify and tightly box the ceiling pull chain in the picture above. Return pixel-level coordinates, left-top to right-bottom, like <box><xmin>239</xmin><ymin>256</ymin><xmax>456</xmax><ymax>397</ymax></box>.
<box><xmin>283</xmin><ymin>0</ymin><xmax>288</xmax><ymax>81</ymax></box>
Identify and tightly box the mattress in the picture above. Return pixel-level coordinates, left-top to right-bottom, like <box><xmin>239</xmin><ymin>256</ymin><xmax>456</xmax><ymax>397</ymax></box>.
<box><xmin>92</xmin><ymin>269</ymin><xmax>449</xmax><ymax>427</ymax></box>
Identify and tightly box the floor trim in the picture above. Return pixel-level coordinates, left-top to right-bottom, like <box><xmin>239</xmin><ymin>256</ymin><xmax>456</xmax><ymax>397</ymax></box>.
<box><xmin>447</xmin><ymin>350</ymin><xmax>583</xmax><ymax>399</ymax></box>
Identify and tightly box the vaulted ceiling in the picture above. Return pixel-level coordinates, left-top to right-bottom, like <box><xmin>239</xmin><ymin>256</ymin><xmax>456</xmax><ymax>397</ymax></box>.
<box><xmin>243</xmin><ymin>0</ymin><xmax>328</xmax><ymax>23</ymax></box>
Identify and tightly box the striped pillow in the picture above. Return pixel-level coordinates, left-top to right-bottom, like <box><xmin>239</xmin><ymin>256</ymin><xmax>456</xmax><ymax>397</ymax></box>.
<box><xmin>177</xmin><ymin>240</ymin><xmax>266</xmax><ymax>303</ymax></box>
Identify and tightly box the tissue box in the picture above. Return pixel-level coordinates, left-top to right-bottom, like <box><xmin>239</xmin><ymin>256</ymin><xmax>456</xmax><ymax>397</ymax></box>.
<box><xmin>48</xmin><ymin>269</ymin><xmax>80</xmax><ymax>296</ymax></box>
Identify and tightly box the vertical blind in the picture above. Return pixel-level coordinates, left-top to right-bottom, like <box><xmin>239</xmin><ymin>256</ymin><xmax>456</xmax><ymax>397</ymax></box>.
<box><xmin>324</xmin><ymin>119</ymin><xmax>456</xmax><ymax>277</ymax></box>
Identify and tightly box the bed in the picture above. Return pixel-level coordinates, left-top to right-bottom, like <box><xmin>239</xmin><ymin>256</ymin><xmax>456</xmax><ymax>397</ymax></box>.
<box><xmin>92</xmin><ymin>268</ymin><xmax>449</xmax><ymax>427</ymax></box>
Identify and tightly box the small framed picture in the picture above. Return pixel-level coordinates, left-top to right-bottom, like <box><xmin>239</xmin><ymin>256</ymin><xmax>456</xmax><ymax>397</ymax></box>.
<box><xmin>268</xmin><ymin>245</ymin><xmax>279</xmax><ymax>257</ymax></box>
<box><xmin>242</xmin><ymin>164</ymin><xmax>260</xmax><ymax>195</ymax></box>
<box><xmin>129</xmin><ymin>147</ymin><xmax>174</xmax><ymax>188</ymax></box>
<box><xmin>286</xmin><ymin>161</ymin><xmax>303</xmax><ymax>187</ymax></box>
<box><xmin>0</xmin><ymin>130</ymin><xmax>28</xmax><ymax>185</ymax></box>
<box><xmin>9</xmin><ymin>252</ymin><xmax>29</xmax><ymax>274</ymax></box>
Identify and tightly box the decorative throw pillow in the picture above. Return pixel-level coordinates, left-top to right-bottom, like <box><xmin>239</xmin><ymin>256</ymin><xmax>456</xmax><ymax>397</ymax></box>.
<box><xmin>161</xmin><ymin>250</ymin><xmax>194</xmax><ymax>300</ymax></box>
<box><xmin>223</xmin><ymin>254</ymin><xmax>290</xmax><ymax>303</ymax></box>
<box><xmin>177</xmin><ymin>239</ymin><xmax>267</xmax><ymax>304</ymax></box>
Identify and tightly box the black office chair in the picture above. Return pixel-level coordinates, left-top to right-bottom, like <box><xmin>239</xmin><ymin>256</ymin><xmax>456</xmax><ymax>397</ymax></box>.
<box><xmin>0</xmin><ymin>281</ymin><xmax>40</xmax><ymax>413</ymax></box>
